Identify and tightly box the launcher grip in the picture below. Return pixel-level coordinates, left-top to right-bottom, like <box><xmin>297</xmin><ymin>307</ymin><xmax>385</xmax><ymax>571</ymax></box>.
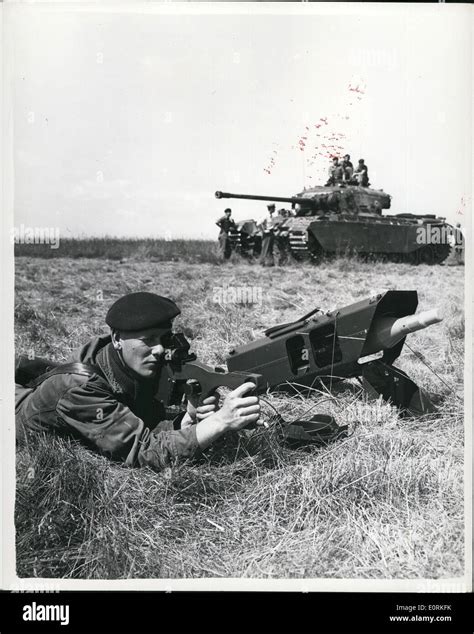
<box><xmin>181</xmin><ymin>360</ymin><xmax>264</xmax><ymax>400</ymax></box>
<box><xmin>156</xmin><ymin>359</ymin><xmax>264</xmax><ymax>407</ymax></box>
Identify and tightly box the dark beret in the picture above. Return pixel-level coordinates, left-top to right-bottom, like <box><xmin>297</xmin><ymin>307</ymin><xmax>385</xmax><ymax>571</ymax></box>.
<box><xmin>224</xmin><ymin>208</ymin><xmax>232</xmax><ymax>213</ymax></box>
<box><xmin>106</xmin><ymin>292</ymin><xmax>180</xmax><ymax>331</ymax></box>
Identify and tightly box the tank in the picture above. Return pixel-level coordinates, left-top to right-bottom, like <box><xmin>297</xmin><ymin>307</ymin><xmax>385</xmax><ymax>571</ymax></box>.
<box><xmin>215</xmin><ymin>185</ymin><xmax>458</xmax><ymax>264</ymax></box>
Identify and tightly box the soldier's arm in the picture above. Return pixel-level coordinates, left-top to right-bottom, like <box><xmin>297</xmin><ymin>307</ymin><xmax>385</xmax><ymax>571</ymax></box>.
<box><xmin>55</xmin><ymin>381</ymin><xmax>202</xmax><ymax>470</ymax></box>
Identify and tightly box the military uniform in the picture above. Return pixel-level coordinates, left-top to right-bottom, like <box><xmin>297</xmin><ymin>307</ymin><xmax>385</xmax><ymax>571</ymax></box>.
<box><xmin>259</xmin><ymin>211</ymin><xmax>276</xmax><ymax>266</ymax></box>
<box><xmin>341</xmin><ymin>160</ymin><xmax>354</xmax><ymax>182</ymax></box>
<box><xmin>327</xmin><ymin>162</ymin><xmax>344</xmax><ymax>185</ymax></box>
<box><xmin>216</xmin><ymin>214</ymin><xmax>236</xmax><ymax>259</ymax></box>
<box><xmin>15</xmin><ymin>335</ymin><xmax>201</xmax><ymax>471</ymax></box>
<box><xmin>354</xmin><ymin>163</ymin><xmax>369</xmax><ymax>187</ymax></box>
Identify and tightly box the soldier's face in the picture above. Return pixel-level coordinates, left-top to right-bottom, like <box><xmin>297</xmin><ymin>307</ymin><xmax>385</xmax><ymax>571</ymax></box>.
<box><xmin>118</xmin><ymin>326</ymin><xmax>172</xmax><ymax>378</ymax></box>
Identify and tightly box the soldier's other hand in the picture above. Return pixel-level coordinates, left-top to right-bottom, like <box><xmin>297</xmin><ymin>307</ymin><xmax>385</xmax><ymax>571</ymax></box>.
<box><xmin>183</xmin><ymin>393</ymin><xmax>218</xmax><ymax>427</ymax></box>
<box><xmin>195</xmin><ymin>394</ymin><xmax>219</xmax><ymax>422</ymax></box>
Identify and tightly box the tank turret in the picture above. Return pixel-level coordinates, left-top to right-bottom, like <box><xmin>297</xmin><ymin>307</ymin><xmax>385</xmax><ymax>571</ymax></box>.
<box><xmin>216</xmin><ymin>185</ymin><xmax>391</xmax><ymax>216</ymax></box>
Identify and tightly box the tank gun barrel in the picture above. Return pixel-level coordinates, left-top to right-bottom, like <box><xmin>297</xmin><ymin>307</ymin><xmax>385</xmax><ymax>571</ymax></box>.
<box><xmin>215</xmin><ymin>190</ymin><xmax>312</xmax><ymax>207</ymax></box>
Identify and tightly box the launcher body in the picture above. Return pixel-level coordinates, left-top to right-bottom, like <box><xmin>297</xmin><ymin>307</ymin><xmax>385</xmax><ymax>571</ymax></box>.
<box><xmin>155</xmin><ymin>332</ymin><xmax>264</xmax><ymax>408</ymax></box>
<box><xmin>226</xmin><ymin>290</ymin><xmax>441</xmax><ymax>415</ymax></box>
<box><xmin>156</xmin><ymin>291</ymin><xmax>441</xmax><ymax>416</ymax></box>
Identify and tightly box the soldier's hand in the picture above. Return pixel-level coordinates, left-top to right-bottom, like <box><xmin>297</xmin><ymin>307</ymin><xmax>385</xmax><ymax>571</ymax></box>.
<box><xmin>213</xmin><ymin>382</ymin><xmax>261</xmax><ymax>431</ymax></box>
<box><xmin>182</xmin><ymin>394</ymin><xmax>218</xmax><ymax>428</ymax></box>
<box><xmin>194</xmin><ymin>383</ymin><xmax>262</xmax><ymax>450</ymax></box>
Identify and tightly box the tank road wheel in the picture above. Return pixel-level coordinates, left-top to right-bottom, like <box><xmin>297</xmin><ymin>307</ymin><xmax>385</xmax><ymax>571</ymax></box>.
<box><xmin>407</xmin><ymin>246</ymin><xmax>430</xmax><ymax>265</ymax></box>
<box><xmin>431</xmin><ymin>243</ymin><xmax>451</xmax><ymax>264</ymax></box>
<box><xmin>292</xmin><ymin>249</ymin><xmax>311</xmax><ymax>263</ymax></box>
<box><xmin>416</xmin><ymin>244</ymin><xmax>450</xmax><ymax>265</ymax></box>
<box><xmin>288</xmin><ymin>230</ymin><xmax>310</xmax><ymax>261</ymax></box>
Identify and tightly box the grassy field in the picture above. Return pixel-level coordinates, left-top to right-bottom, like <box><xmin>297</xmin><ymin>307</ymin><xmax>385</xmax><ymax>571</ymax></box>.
<box><xmin>14</xmin><ymin>237</ymin><xmax>219</xmax><ymax>263</ymax></box>
<box><xmin>15</xmin><ymin>250</ymin><xmax>465</xmax><ymax>580</ymax></box>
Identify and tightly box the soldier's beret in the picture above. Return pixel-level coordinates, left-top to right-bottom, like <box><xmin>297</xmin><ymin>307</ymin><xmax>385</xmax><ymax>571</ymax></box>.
<box><xmin>106</xmin><ymin>292</ymin><xmax>180</xmax><ymax>331</ymax></box>
<box><xmin>224</xmin><ymin>208</ymin><xmax>232</xmax><ymax>213</ymax></box>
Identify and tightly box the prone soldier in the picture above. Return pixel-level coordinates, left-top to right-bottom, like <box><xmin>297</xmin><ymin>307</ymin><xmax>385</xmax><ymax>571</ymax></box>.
<box><xmin>15</xmin><ymin>292</ymin><xmax>262</xmax><ymax>471</ymax></box>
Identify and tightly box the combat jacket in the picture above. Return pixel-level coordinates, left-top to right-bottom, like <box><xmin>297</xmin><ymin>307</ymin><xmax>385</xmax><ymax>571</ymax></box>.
<box><xmin>15</xmin><ymin>335</ymin><xmax>201</xmax><ymax>471</ymax></box>
<box><xmin>216</xmin><ymin>216</ymin><xmax>236</xmax><ymax>233</ymax></box>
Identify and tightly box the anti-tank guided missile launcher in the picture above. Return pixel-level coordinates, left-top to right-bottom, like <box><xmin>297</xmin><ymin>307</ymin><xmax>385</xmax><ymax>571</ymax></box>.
<box><xmin>158</xmin><ymin>290</ymin><xmax>443</xmax><ymax>420</ymax></box>
<box><xmin>226</xmin><ymin>290</ymin><xmax>442</xmax><ymax>416</ymax></box>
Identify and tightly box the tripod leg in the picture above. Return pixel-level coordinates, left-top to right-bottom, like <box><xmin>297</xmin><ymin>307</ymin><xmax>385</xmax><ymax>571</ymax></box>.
<box><xmin>360</xmin><ymin>360</ymin><xmax>438</xmax><ymax>416</ymax></box>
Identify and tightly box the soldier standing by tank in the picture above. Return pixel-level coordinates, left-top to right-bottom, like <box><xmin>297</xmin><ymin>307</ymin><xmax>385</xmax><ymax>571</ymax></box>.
<box><xmin>216</xmin><ymin>208</ymin><xmax>236</xmax><ymax>260</ymax></box>
<box><xmin>272</xmin><ymin>208</ymin><xmax>291</xmax><ymax>265</ymax></box>
<box><xmin>259</xmin><ymin>203</ymin><xmax>276</xmax><ymax>266</ymax></box>
<box><xmin>454</xmin><ymin>223</ymin><xmax>464</xmax><ymax>265</ymax></box>
<box><xmin>354</xmin><ymin>159</ymin><xmax>369</xmax><ymax>187</ymax></box>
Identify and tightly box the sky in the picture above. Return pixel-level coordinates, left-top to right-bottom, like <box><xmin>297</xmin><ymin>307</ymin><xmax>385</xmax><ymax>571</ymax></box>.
<box><xmin>7</xmin><ymin>3</ymin><xmax>472</xmax><ymax>239</ymax></box>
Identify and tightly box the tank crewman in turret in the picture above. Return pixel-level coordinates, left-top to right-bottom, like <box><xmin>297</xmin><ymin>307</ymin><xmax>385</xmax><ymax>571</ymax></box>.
<box><xmin>259</xmin><ymin>203</ymin><xmax>276</xmax><ymax>266</ymax></box>
<box><xmin>353</xmin><ymin>159</ymin><xmax>370</xmax><ymax>187</ymax></box>
<box><xmin>326</xmin><ymin>157</ymin><xmax>344</xmax><ymax>186</ymax></box>
<box><xmin>216</xmin><ymin>208</ymin><xmax>236</xmax><ymax>259</ymax></box>
<box><xmin>341</xmin><ymin>154</ymin><xmax>354</xmax><ymax>182</ymax></box>
<box><xmin>15</xmin><ymin>292</ymin><xmax>262</xmax><ymax>472</ymax></box>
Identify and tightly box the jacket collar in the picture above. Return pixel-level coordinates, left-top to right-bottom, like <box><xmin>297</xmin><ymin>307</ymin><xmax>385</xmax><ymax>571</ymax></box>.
<box><xmin>96</xmin><ymin>342</ymin><xmax>158</xmax><ymax>401</ymax></box>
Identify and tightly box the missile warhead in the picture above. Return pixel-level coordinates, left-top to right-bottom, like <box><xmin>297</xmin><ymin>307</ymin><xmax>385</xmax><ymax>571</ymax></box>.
<box><xmin>361</xmin><ymin>308</ymin><xmax>443</xmax><ymax>357</ymax></box>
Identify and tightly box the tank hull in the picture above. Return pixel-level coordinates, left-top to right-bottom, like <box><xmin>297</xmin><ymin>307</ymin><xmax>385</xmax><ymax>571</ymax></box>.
<box><xmin>287</xmin><ymin>215</ymin><xmax>452</xmax><ymax>264</ymax></box>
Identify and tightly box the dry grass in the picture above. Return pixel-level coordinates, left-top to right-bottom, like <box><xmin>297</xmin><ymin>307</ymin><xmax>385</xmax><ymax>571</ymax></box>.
<box><xmin>15</xmin><ymin>252</ymin><xmax>465</xmax><ymax>579</ymax></box>
<box><xmin>14</xmin><ymin>237</ymin><xmax>220</xmax><ymax>263</ymax></box>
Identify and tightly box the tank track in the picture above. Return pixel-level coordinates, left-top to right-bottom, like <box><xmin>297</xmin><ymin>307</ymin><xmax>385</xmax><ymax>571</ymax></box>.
<box><xmin>287</xmin><ymin>228</ymin><xmax>452</xmax><ymax>264</ymax></box>
<box><xmin>401</xmin><ymin>243</ymin><xmax>452</xmax><ymax>265</ymax></box>
<box><xmin>287</xmin><ymin>219</ymin><xmax>314</xmax><ymax>261</ymax></box>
